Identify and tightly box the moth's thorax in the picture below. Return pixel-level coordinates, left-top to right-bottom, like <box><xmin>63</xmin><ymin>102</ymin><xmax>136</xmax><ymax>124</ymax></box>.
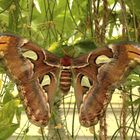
<box><xmin>60</xmin><ymin>56</ymin><xmax>72</xmax><ymax>66</ymax></box>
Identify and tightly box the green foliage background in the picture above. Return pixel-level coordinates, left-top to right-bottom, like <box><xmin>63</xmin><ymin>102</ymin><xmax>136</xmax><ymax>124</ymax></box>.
<box><xmin>0</xmin><ymin>0</ymin><xmax>140</xmax><ymax>139</ymax></box>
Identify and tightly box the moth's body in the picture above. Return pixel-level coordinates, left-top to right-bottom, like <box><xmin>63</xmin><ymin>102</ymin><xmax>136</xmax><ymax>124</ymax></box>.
<box><xmin>1</xmin><ymin>34</ymin><xmax>140</xmax><ymax>127</ymax></box>
<box><xmin>59</xmin><ymin>56</ymin><xmax>73</xmax><ymax>93</ymax></box>
<box><xmin>59</xmin><ymin>67</ymin><xmax>72</xmax><ymax>93</ymax></box>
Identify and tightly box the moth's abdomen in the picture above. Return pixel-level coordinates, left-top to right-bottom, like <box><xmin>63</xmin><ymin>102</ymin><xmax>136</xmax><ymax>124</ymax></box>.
<box><xmin>60</xmin><ymin>69</ymin><xmax>72</xmax><ymax>93</ymax></box>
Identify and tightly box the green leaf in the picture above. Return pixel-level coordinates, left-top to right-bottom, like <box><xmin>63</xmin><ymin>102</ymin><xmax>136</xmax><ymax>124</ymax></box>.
<box><xmin>34</xmin><ymin>0</ymin><xmax>41</xmax><ymax>13</ymax></box>
<box><xmin>2</xmin><ymin>82</ymin><xmax>15</xmax><ymax>104</ymax></box>
<box><xmin>0</xmin><ymin>63</ymin><xmax>5</xmax><ymax>73</ymax></box>
<box><xmin>0</xmin><ymin>99</ymin><xmax>20</xmax><ymax>139</ymax></box>
<box><xmin>48</xmin><ymin>39</ymin><xmax>97</xmax><ymax>57</ymax></box>
<box><xmin>48</xmin><ymin>42</ymin><xmax>75</xmax><ymax>57</ymax></box>
<box><xmin>125</xmin><ymin>81</ymin><xmax>140</xmax><ymax>87</ymax></box>
<box><xmin>127</xmin><ymin>74</ymin><xmax>140</xmax><ymax>82</ymax></box>
<box><xmin>8</xmin><ymin>2</ymin><xmax>20</xmax><ymax>32</ymax></box>
<box><xmin>54</xmin><ymin>15</ymin><xmax>74</xmax><ymax>36</ymax></box>
<box><xmin>0</xmin><ymin>123</ymin><xmax>19</xmax><ymax>140</ymax></box>
<box><xmin>0</xmin><ymin>99</ymin><xmax>20</xmax><ymax>124</ymax></box>
<box><xmin>16</xmin><ymin>106</ymin><xmax>22</xmax><ymax>124</ymax></box>
<box><xmin>133</xmin><ymin>65</ymin><xmax>140</xmax><ymax>75</ymax></box>
<box><xmin>71</xmin><ymin>0</ymin><xmax>87</xmax><ymax>19</ymax></box>
<box><xmin>126</xmin><ymin>0</ymin><xmax>140</xmax><ymax>20</ymax></box>
<box><xmin>73</xmin><ymin>39</ymin><xmax>97</xmax><ymax>57</ymax></box>
<box><xmin>0</xmin><ymin>0</ymin><xmax>13</xmax><ymax>10</ymax></box>
<box><xmin>54</xmin><ymin>0</ymin><xmax>67</xmax><ymax>17</ymax></box>
<box><xmin>127</xmin><ymin>98</ymin><xmax>140</xmax><ymax>106</ymax></box>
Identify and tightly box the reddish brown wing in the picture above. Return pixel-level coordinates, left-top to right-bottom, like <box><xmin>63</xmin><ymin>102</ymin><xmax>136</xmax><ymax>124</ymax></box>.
<box><xmin>73</xmin><ymin>47</ymin><xmax>113</xmax><ymax>126</ymax></box>
<box><xmin>0</xmin><ymin>34</ymin><xmax>59</xmax><ymax>126</ymax></box>
<box><xmin>73</xmin><ymin>42</ymin><xmax>140</xmax><ymax>127</ymax></box>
